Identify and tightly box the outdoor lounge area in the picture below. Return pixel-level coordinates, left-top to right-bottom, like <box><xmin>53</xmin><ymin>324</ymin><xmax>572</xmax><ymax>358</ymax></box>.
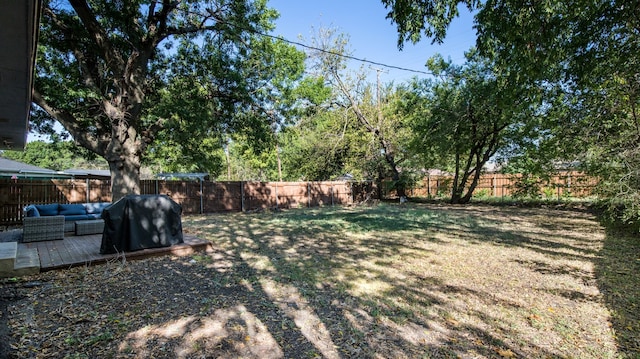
<box><xmin>22</xmin><ymin>202</ymin><xmax>112</xmax><ymax>242</ymax></box>
<box><xmin>1</xmin><ymin>195</ymin><xmax>209</xmax><ymax>277</ymax></box>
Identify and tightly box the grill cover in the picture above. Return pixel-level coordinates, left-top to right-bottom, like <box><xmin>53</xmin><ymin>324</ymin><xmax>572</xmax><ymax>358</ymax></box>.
<box><xmin>100</xmin><ymin>195</ymin><xmax>184</xmax><ymax>254</ymax></box>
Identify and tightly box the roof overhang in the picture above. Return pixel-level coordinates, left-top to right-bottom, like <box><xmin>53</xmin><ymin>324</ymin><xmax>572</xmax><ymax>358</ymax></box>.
<box><xmin>0</xmin><ymin>0</ymin><xmax>42</xmax><ymax>150</ymax></box>
<box><xmin>0</xmin><ymin>171</ymin><xmax>73</xmax><ymax>179</ymax></box>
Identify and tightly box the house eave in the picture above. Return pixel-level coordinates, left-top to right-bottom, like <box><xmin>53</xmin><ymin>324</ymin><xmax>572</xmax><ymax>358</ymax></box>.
<box><xmin>0</xmin><ymin>0</ymin><xmax>42</xmax><ymax>150</ymax></box>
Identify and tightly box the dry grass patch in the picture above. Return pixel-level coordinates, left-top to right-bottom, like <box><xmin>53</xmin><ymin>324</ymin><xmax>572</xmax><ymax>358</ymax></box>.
<box><xmin>1</xmin><ymin>202</ymin><xmax>637</xmax><ymax>358</ymax></box>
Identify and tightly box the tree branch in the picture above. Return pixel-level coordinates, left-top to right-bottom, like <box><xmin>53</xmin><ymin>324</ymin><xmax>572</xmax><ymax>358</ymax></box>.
<box><xmin>68</xmin><ymin>0</ymin><xmax>125</xmax><ymax>71</ymax></box>
<box><xmin>32</xmin><ymin>89</ymin><xmax>104</xmax><ymax>156</ymax></box>
<box><xmin>44</xmin><ymin>7</ymin><xmax>102</xmax><ymax>92</ymax></box>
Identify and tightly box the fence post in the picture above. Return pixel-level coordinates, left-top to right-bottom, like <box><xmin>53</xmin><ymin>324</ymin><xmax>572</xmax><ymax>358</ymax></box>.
<box><xmin>307</xmin><ymin>182</ymin><xmax>311</xmax><ymax>207</ymax></box>
<box><xmin>274</xmin><ymin>182</ymin><xmax>279</xmax><ymax>209</ymax></box>
<box><xmin>330</xmin><ymin>183</ymin><xmax>334</xmax><ymax>206</ymax></box>
<box><xmin>492</xmin><ymin>174</ymin><xmax>497</xmax><ymax>197</ymax></box>
<box><xmin>350</xmin><ymin>182</ymin><xmax>353</xmax><ymax>204</ymax></box>
<box><xmin>427</xmin><ymin>175</ymin><xmax>431</xmax><ymax>198</ymax></box>
<box><xmin>86</xmin><ymin>178</ymin><xmax>90</xmax><ymax>203</ymax></box>
<box><xmin>155</xmin><ymin>179</ymin><xmax>159</xmax><ymax>195</ymax></box>
<box><xmin>241</xmin><ymin>181</ymin><xmax>245</xmax><ymax>212</ymax></box>
<box><xmin>199</xmin><ymin>179</ymin><xmax>204</xmax><ymax>214</ymax></box>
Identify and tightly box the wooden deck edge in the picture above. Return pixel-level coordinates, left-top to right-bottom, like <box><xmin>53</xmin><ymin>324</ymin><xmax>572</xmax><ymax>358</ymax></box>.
<box><xmin>40</xmin><ymin>240</ymin><xmax>213</xmax><ymax>272</ymax></box>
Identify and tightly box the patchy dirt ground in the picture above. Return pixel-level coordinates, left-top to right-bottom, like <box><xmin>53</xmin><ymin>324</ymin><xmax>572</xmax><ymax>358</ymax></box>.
<box><xmin>0</xmin><ymin>203</ymin><xmax>637</xmax><ymax>358</ymax></box>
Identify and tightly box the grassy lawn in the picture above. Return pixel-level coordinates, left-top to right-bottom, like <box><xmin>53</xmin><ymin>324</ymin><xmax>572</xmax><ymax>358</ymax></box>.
<box><xmin>2</xmin><ymin>203</ymin><xmax>638</xmax><ymax>358</ymax></box>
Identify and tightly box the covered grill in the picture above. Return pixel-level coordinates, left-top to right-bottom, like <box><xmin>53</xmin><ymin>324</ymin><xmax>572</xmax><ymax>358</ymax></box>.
<box><xmin>100</xmin><ymin>194</ymin><xmax>184</xmax><ymax>254</ymax></box>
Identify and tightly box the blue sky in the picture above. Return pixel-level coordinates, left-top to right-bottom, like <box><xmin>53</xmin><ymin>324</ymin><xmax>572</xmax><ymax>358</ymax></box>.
<box><xmin>267</xmin><ymin>0</ymin><xmax>477</xmax><ymax>84</ymax></box>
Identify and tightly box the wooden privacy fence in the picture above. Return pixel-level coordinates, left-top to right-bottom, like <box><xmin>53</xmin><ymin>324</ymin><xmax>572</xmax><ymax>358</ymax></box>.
<box><xmin>0</xmin><ymin>179</ymin><xmax>355</xmax><ymax>227</ymax></box>
<box><xmin>397</xmin><ymin>172</ymin><xmax>598</xmax><ymax>199</ymax></box>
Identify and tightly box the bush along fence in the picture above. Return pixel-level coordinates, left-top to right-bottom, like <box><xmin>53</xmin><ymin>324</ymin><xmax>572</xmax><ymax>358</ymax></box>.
<box><xmin>0</xmin><ymin>179</ymin><xmax>371</xmax><ymax>227</ymax></box>
<box><xmin>383</xmin><ymin>172</ymin><xmax>598</xmax><ymax>200</ymax></box>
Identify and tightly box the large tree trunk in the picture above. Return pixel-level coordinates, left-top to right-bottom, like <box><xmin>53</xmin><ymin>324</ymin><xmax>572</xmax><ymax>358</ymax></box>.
<box><xmin>33</xmin><ymin>90</ymin><xmax>144</xmax><ymax>201</ymax></box>
<box><xmin>108</xmin><ymin>154</ymin><xmax>141</xmax><ymax>201</ymax></box>
<box><xmin>384</xmin><ymin>149</ymin><xmax>406</xmax><ymax>198</ymax></box>
<box><xmin>450</xmin><ymin>152</ymin><xmax>462</xmax><ymax>204</ymax></box>
<box><xmin>105</xmin><ymin>121</ymin><xmax>143</xmax><ymax>201</ymax></box>
<box><xmin>450</xmin><ymin>130</ymin><xmax>502</xmax><ymax>204</ymax></box>
<box><xmin>459</xmin><ymin>153</ymin><xmax>485</xmax><ymax>204</ymax></box>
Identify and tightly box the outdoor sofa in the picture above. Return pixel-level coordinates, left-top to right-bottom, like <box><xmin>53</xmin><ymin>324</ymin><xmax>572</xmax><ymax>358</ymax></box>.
<box><xmin>23</xmin><ymin>202</ymin><xmax>111</xmax><ymax>242</ymax></box>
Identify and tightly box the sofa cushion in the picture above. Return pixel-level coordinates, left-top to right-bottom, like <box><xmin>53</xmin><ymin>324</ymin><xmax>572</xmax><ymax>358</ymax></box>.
<box><xmin>35</xmin><ymin>204</ymin><xmax>59</xmax><ymax>216</ymax></box>
<box><xmin>59</xmin><ymin>204</ymin><xmax>87</xmax><ymax>216</ymax></box>
<box><xmin>87</xmin><ymin>213</ymin><xmax>103</xmax><ymax>220</ymax></box>
<box><xmin>63</xmin><ymin>214</ymin><xmax>92</xmax><ymax>221</ymax></box>
<box><xmin>24</xmin><ymin>205</ymin><xmax>40</xmax><ymax>217</ymax></box>
<box><xmin>83</xmin><ymin>202</ymin><xmax>111</xmax><ymax>214</ymax></box>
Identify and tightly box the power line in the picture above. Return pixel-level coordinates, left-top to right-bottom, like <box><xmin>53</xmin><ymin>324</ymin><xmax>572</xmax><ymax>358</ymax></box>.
<box><xmin>259</xmin><ymin>30</ymin><xmax>436</xmax><ymax>77</ymax></box>
<box><xmin>185</xmin><ymin>7</ymin><xmax>437</xmax><ymax>76</ymax></box>
<box><xmin>184</xmin><ymin>8</ymin><xmax>437</xmax><ymax>77</ymax></box>
<box><xmin>209</xmin><ymin>14</ymin><xmax>435</xmax><ymax>77</ymax></box>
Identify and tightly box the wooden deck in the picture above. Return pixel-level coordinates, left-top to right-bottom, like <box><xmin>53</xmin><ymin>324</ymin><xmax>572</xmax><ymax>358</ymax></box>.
<box><xmin>19</xmin><ymin>233</ymin><xmax>212</xmax><ymax>271</ymax></box>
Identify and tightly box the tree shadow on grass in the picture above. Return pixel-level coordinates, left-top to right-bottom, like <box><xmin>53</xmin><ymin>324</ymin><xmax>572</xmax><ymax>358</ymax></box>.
<box><xmin>422</xmin><ymin>204</ymin><xmax>604</xmax><ymax>264</ymax></box>
<box><xmin>184</xmin><ymin>206</ymin><xmax>573</xmax><ymax>358</ymax></box>
<box><xmin>89</xmin><ymin>251</ymin><xmax>322</xmax><ymax>358</ymax></box>
<box><xmin>595</xmin><ymin>224</ymin><xmax>640</xmax><ymax>357</ymax></box>
<box><xmin>6</xmin><ymin>204</ymin><xmax>616</xmax><ymax>358</ymax></box>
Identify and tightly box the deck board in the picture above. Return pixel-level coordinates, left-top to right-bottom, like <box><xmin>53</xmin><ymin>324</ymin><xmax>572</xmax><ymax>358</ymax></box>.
<box><xmin>18</xmin><ymin>233</ymin><xmax>212</xmax><ymax>271</ymax></box>
<box><xmin>43</xmin><ymin>241</ymin><xmax>62</xmax><ymax>268</ymax></box>
<box><xmin>55</xmin><ymin>239</ymin><xmax>76</xmax><ymax>266</ymax></box>
<box><xmin>78</xmin><ymin>238</ymin><xmax>102</xmax><ymax>262</ymax></box>
<box><xmin>64</xmin><ymin>237</ymin><xmax>91</xmax><ymax>264</ymax></box>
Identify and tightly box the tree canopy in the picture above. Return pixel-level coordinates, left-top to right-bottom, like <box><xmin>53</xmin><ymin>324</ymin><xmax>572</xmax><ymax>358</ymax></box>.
<box><xmin>382</xmin><ymin>0</ymin><xmax>640</xmax><ymax>221</ymax></box>
<box><xmin>305</xmin><ymin>27</ymin><xmax>412</xmax><ymax>196</ymax></box>
<box><xmin>33</xmin><ymin>0</ymin><xmax>305</xmax><ymax>199</ymax></box>
<box><xmin>396</xmin><ymin>54</ymin><xmax>539</xmax><ymax>203</ymax></box>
